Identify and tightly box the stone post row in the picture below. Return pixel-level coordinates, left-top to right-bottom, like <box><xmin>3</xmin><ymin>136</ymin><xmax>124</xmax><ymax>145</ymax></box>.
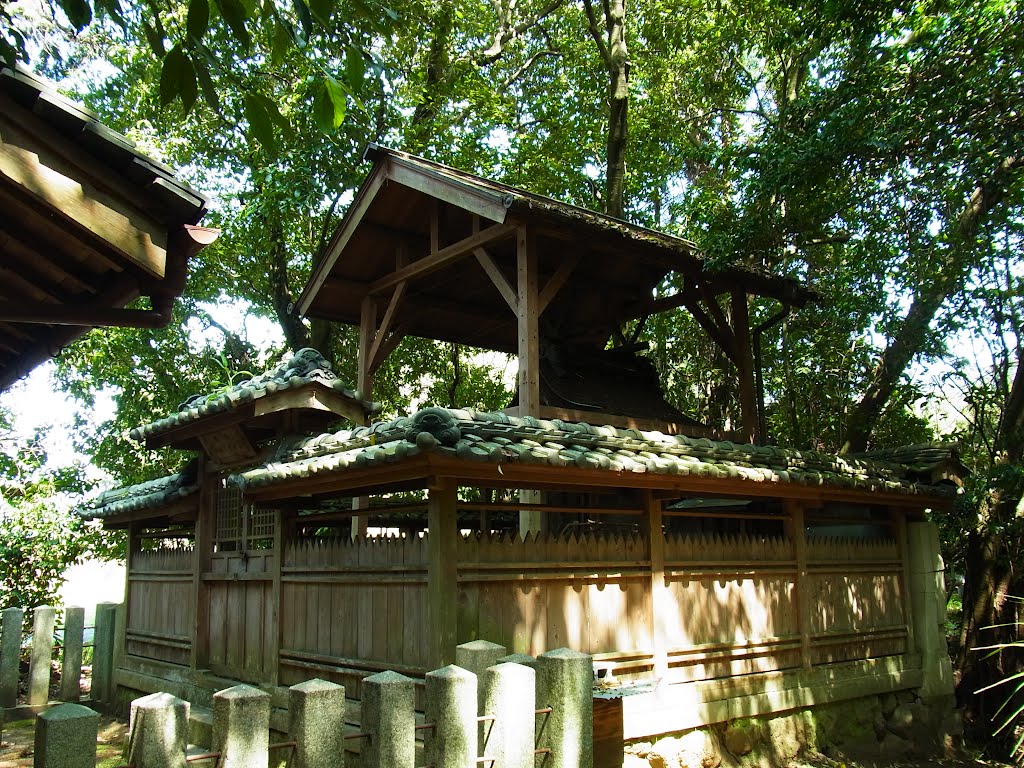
<box><xmin>28</xmin><ymin>606</ymin><xmax>56</xmax><ymax>706</ymax></box>
<box><xmin>214</xmin><ymin>685</ymin><xmax>271</xmax><ymax>768</ymax></box>
<box><xmin>361</xmin><ymin>670</ymin><xmax>415</xmax><ymax>768</ymax></box>
<box><xmin>34</xmin><ymin>703</ymin><xmax>99</xmax><ymax>768</ymax></box>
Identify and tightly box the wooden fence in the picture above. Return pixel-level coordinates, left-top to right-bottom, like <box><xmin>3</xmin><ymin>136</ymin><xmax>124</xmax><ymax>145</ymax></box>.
<box><xmin>123</xmin><ymin>527</ymin><xmax>908</xmax><ymax>693</ymax></box>
<box><xmin>126</xmin><ymin>546</ymin><xmax>194</xmax><ymax>666</ymax></box>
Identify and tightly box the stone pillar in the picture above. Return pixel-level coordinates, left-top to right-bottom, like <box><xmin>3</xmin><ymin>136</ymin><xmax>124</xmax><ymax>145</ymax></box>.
<box><xmin>907</xmin><ymin>522</ymin><xmax>955</xmax><ymax>698</ymax></box>
<box><xmin>537</xmin><ymin>648</ymin><xmax>594</xmax><ymax>768</ymax></box>
<box><xmin>60</xmin><ymin>606</ymin><xmax>85</xmax><ymax>702</ymax></box>
<box><xmin>424</xmin><ymin>665</ymin><xmax>477</xmax><ymax>768</ymax></box>
<box><xmin>34</xmin><ymin>703</ymin><xmax>99</xmax><ymax>768</ymax></box>
<box><xmin>128</xmin><ymin>692</ymin><xmax>189</xmax><ymax>768</ymax></box>
<box><xmin>497</xmin><ymin>652</ymin><xmax>538</xmax><ymax>669</ymax></box>
<box><xmin>456</xmin><ymin>639</ymin><xmax>506</xmax><ymax>745</ymax></box>
<box><xmin>0</xmin><ymin>606</ymin><xmax>23</xmax><ymax>707</ymax></box>
<box><xmin>289</xmin><ymin>678</ymin><xmax>346</xmax><ymax>768</ymax></box>
<box><xmin>28</xmin><ymin>606</ymin><xmax>56</xmax><ymax>706</ymax></box>
<box><xmin>361</xmin><ymin>671</ymin><xmax>415</xmax><ymax>768</ymax></box>
<box><xmin>92</xmin><ymin>602</ymin><xmax>118</xmax><ymax>705</ymax></box>
<box><xmin>482</xmin><ymin>662</ymin><xmax>535</xmax><ymax>768</ymax></box>
<box><xmin>213</xmin><ymin>685</ymin><xmax>271</xmax><ymax>768</ymax></box>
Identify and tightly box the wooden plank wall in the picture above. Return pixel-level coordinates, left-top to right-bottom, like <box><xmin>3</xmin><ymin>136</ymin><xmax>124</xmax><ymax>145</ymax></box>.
<box><xmin>126</xmin><ymin>547</ymin><xmax>194</xmax><ymax>665</ymax></box>
<box><xmin>277</xmin><ymin>536</ymin><xmax>429</xmax><ymax>694</ymax></box>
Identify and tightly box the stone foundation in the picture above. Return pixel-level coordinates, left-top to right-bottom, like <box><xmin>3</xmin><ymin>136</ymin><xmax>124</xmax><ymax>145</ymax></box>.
<box><xmin>623</xmin><ymin>690</ymin><xmax>962</xmax><ymax>768</ymax></box>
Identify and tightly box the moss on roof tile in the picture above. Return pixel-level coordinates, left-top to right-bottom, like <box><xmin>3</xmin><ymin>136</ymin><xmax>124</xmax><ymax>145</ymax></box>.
<box><xmin>229</xmin><ymin>406</ymin><xmax>957</xmax><ymax>498</ymax></box>
<box><xmin>82</xmin><ymin>462</ymin><xmax>199</xmax><ymax>519</ymax></box>
<box><xmin>130</xmin><ymin>348</ymin><xmax>372</xmax><ymax>442</ymax></box>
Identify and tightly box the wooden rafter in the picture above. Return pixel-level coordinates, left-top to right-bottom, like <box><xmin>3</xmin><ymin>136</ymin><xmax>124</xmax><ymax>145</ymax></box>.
<box><xmin>368</xmin><ymin>222</ymin><xmax>517</xmax><ymax>295</ymax></box>
<box><xmin>537</xmin><ymin>253</ymin><xmax>580</xmax><ymax>315</ymax></box>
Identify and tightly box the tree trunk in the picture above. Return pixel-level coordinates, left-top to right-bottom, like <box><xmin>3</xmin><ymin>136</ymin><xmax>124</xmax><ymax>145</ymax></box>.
<box><xmin>583</xmin><ymin>0</ymin><xmax>628</xmax><ymax>218</ymax></box>
<box><xmin>841</xmin><ymin>155</ymin><xmax>1022</xmax><ymax>453</ymax></box>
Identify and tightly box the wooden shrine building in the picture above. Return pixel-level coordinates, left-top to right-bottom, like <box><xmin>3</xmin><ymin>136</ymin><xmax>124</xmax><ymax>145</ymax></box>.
<box><xmin>0</xmin><ymin>63</ymin><xmax>216</xmax><ymax>391</ymax></box>
<box><xmin>84</xmin><ymin>147</ymin><xmax>959</xmax><ymax>763</ymax></box>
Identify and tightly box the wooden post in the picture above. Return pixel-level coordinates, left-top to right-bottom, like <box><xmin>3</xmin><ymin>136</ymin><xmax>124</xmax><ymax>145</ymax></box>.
<box><xmin>786</xmin><ymin>500</ymin><xmax>812</xmax><ymax>669</ymax></box>
<box><xmin>893</xmin><ymin>507</ymin><xmax>917</xmax><ymax>654</ymax></box>
<box><xmin>427</xmin><ymin>479</ymin><xmax>459</xmax><ymax>666</ymax></box>
<box><xmin>644</xmin><ymin>491</ymin><xmax>669</xmax><ymax>678</ymax></box>
<box><xmin>266</xmin><ymin>509</ymin><xmax>283</xmax><ymax>685</ymax></box>
<box><xmin>731</xmin><ymin>290</ymin><xmax>758</xmax><ymax>443</ymax></box>
<box><xmin>191</xmin><ymin>457</ymin><xmax>214</xmax><ymax>669</ymax></box>
<box><xmin>353</xmin><ymin>296</ymin><xmax>378</xmax><ymax>536</ymax></box>
<box><xmin>516</xmin><ymin>225</ymin><xmax>543</xmax><ymax>536</ymax></box>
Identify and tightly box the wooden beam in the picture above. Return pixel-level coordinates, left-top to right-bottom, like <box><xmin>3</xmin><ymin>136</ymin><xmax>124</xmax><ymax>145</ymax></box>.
<box><xmin>0</xmin><ymin>302</ymin><xmax>171</xmax><ymax>328</ymax></box>
<box><xmin>0</xmin><ymin>141</ymin><xmax>167</xmax><ymax>278</ymax></box>
<box><xmin>298</xmin><ymin>167</ymin><xmax>387</xmax><ymax>315</ymax></box>
<box><xmin>427</xmin><ymin>478</ymin><xmax>459</xmax><ymax>665</ymax></box>
<box><xmin>677</xmin><ymin>292</ymin><xmax>737</xmax><ymax>362</ymax></box>
<box><xmin>537</xmin><ymin>254</ymin><xmax>580</xmax><ymax>315</ymax></box>
<box><xmin>367</xmin><ymin>281</ymin><xmax>407</xmax><ymax>373</ymax></box>
<box><xmin>358</xmin><ymin>295</ymin><xmax>377</xmax><ymax>400</ymax></box>
<box><xmin>367</xmin><ymin>222</ymin><xmax>517</xmax><ymax>295</ymax></box>
<box><xmin>190</xmin><ymin>456</ymin><xmax>213</xmax><ymax>670</ymax></box>
<box><xmin>385</xmin><ymin>155</ymin><xmax>512</xmax><ymax>223</ymax></box>
<box><xmin>516</xmin><ymin>225</ymin><xmax>540</xmax><ymax>416</ymax></box>
<box><xmin>474</xmin><ymin>246</ymin><xmax>518</xmax><ymax>311</ymax></box>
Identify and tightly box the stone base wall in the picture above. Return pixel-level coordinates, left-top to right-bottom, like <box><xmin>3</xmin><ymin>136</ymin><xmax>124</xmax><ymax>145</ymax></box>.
<box><xmin>623</xmin><ymin>690</ymin><xmax>962</xmax><ymax>768</ymax></box>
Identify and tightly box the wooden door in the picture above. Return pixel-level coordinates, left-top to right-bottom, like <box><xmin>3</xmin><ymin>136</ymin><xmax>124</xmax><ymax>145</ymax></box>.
<box><xmin>205</xmin><ymin>486</ymin><xmax>278</xmax><ymax>683</ymax></box>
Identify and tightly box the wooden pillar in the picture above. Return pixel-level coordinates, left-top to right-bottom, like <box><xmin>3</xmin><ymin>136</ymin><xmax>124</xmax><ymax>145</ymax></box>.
<box><xmin>785</xmin><ymin>499</ymin><xmax>812</xmax><ymax>669</ymax></box>
<box><xmin>730</xmin><ymin>290</ymin><xmax>758</xmax><ymax>443</ymax></box>
<box><xmin>266</xmin><ymin>509</ymin><xmax>283</xmax><ymax>685</ymax></box>
<box><xmin>427</xmin><ymin>479</ymin><xmax>459</xmax><ymax>666</ymax></box>
<box><xmin>191</xmin><ymin>458</ymin><xmax>214</xmax><ymax>669</ymax></box>
<box><xmin>643</xmin><ymin>491</ymin><xmax>669</xmax><ymax>678</ymax></box>
<box><xmin>353</xmin><ymin>296</ymin><xmax>378</xmax><ymax>536</ymax></box>
<box><xmin>893</xmin><ymin>507</ymin><xmax>917</xmax><ymax>654</ymax></box>
<box><xmin>516</xmin><ymin>225</ymin><xmax>543</xmax><ymax>536</ymax></box>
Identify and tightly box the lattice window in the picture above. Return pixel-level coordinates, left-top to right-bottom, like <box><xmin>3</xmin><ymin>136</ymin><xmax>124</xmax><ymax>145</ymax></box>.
<box><xmin>214</xmin><ymin>485</ymin><xmax>243</xmax><ymax>552</ymax></box>
<box><xmin>248</xmin><ymin>505</ymin><xmax>277</xmax><ymax>550</ymax></box>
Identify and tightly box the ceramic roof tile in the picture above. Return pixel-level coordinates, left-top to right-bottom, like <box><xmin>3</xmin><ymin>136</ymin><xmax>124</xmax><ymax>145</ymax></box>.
<box><xmin>129</xmin><ymin>348</ymin><xmax>373</xmax><ymax>442</ymax></box>
<box><xmin>82</xmin><ymin>463</ymin><xmax>199</xmax><ymax>519</ymax></box>
<box><xmin>229</xmin><ymin>406</ymin><xmax>957</xmax><ymax>498</ymax></box>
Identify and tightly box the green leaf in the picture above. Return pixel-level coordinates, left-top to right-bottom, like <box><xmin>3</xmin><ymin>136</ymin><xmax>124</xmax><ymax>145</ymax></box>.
<box><xmin>194</xmin><ymin>58</ymin><xmax>220</xmax><ymax>112</ymax></box>
<box><xmin>213</xmin><ymin>0</ymin><xmax>251</xmax><ymax>50</ymax></box>
<box><xmin>312</xmin><ymin>75</ymin><xmax>346</xmax><ymax>133</ymax></box>
<box><xmin>141</xmin><ymin>19</ymin><xmax>165</xmax><ymax>56</ymax></box>
<box><xmin>248</xmin><ymin>91</ymin><xmax>292</xmax><ymax>137</ymax></box>
<box><xmin>292</xmin><ymin>0</ymin><xmax>312</xmax><ymax>39</ymax></box>
<box><xmin>344</xmin><ymin>45</ymin><xmax>364</xmax><ymax>93</ymax></box>
<box><xmin>271</xmin><ymin>18</ymin><xmax>292</xmax><ymax>66</ymax></box>
<box><xmin>59</xmin><ymin>0</ymin><xmax>92</xmax><ymax>32</ymax></box>
<box><xmin>244</xmin><ymin>93</ymin><xmax>276</xmax><ymax>151</ymax></box>
<box><xmin>307</xmin><ymin>0</ymin><xmax>330</xmax><ymax>25</ymax></box>
<box><xmin>186</xmin><ymin>0</ymin><xmax>210</xmax><ymax>43</ymax></box>
<box><xmin>159</xmin><ymin>45</ymin><xmax>190</xmax><ymax>107</ymax></box>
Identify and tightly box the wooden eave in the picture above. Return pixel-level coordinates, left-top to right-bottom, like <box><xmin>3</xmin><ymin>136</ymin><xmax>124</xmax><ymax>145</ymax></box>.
<box><xmin>142</xmin><ymin>382</ymin><xmax>368</xmax><ymax>452</ymax></box>
<box><xmin>95</xmin><ymin>498</ymin><xmax>199</xmax><ymax>530</ymax></box>
<box><xmin>0</xmin><ymin>63</ymin><xmax>213</xmax><ymax>391</ymax></box>
<box><xmin>240</xmin><ymin>452</ymin><xmax>953</xmax><ymax>512</ymax></box>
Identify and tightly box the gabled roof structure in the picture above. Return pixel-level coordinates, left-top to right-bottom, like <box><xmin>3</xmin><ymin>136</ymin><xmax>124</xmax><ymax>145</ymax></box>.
<box><xmin>129</xmin><ymin>348</ymin><xmax>376</xmax><ymax>467</ymax></box>
<box><xmin>0</xmin><ymin>63</ymin><xmax>216</xmax><ymax>390</ymax></box>
<box><xmin>298</xmin><ymin>145</ymin><xmax>815</xmax><ymax>442</ymax></box>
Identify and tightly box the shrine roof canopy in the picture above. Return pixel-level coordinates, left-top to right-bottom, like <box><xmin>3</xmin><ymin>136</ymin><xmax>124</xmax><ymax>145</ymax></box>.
<box><xmin>299</xmin><ymin>145</ymin><xmax>814</xmax><ymax>353</ymax></box>
<box><xmin>0</xmin><ymin>63</ymin><xmax>215</xmax><ymax>391</ymax></box>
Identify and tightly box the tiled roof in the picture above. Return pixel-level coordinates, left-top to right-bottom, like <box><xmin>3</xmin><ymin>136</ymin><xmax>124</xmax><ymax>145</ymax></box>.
<box><xmin>84</xmin><ymin>464</ymin><xmax>199</xmax><ymax>519</ymax></box>
<box><xmin>230</xmin><ymin>407</ymin><xmax>956</xmax><ymax>498</ymax></box>
<box><xmin>129</xmin><ymin>348</ymin><xmax>372</xmax><ymax>442</ymax></box>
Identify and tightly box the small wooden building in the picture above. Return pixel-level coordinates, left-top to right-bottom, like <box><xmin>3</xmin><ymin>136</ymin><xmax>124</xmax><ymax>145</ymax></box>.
<box><xmin>0</xmin><ymin>63</ymin><xmax>216</xmax><ymax>391</ymax></box>
<box><xmin>85</xmin><ymin>148</ymin><xmax>958</xmax><ymax>762</ymax></box>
